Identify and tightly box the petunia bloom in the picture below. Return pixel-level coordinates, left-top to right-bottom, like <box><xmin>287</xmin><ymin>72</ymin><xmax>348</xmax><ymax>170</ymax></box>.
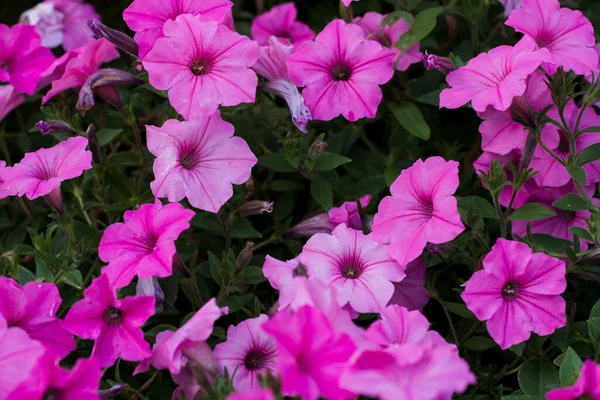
<box><xmin>228</xmin><ymin>389</ymin><xmax>275</xmax><ymax>400</ymax></box>
<box><xmin>262</xmin><ymin>305</ymin><xmax>356</xmax><ymax>400</ymax></box>
<box><xmin>0</xmin><ymin>85</ymin><xmax>24</xmax><ymax>122</ymax></box>
<box><xmin>0</xmin><ymin>161</ymin><xmax>11</xmax><ymax>199</ymax></box>
<box><xmin>546</xmin><ymin>359</ymin><xmax>600</xmax><ymax>400</ymax></box>
<box><xmin>262</xmin><ymin>255</ymin><xmax>304</xmax><ymax>292</ymax></box>
<box><xmin>439</xmin><ymin>36</ymin><xmax>550</xmax><ymax>112</ymax></box>
<box><xmin>328</xmin><ymin>194</ymin><xmax>371</xmax><ymax>230</ymax></box>
<box><xmin>387</xmin><ymin>258</ymin><xmax>429</xmax><ymax>311</ymax></box>
<box><xmin>251</xmin><ymin>3</ymin><xmax>314</xmax><ymax>46</ymax></box>
<box><xmin>461</xmin><ymin>239</ymin><xmax>567</xmax><ymax>349</ymax></box>
<box><xmin>252</xmin><ymin>36</ymin><xmax>312</xmax><ymax>132</ymax></box>
<box><xmin>506</xmin><ymin>0</ymin><xmax>598</xmax><ymax>76</ymax></box>
<box><xmin>123</xmin><ymin>0</ymin><xmax>233</xmax><ymax>59</ymax></box>
<box><xmin>63</xmin><ymin>274</ymin><xmax>155</xmax><ymax>368</ymax></box>
<box><xmin>0</xmin><ymin>24</ymin><xmax>55</xmax><ymax>95</ymax></box>
<box><xmin>142</xmin><ymin>15</ymin><xmax>259</xmax><ymax>120</ymax></box>
<box><xmin>99</xmin><ymin>199</ymin><xmax>194</xmax><ymax>288</ymax></box>
<box><xmin>147</xmin><ymin>112</ymin><xmax>257</xmax><ymax>213</ymax></box>
<box><xmin>301</xmin><ymin>224</ymin><xmax>406</xmax><ymax>314</ymax></box>
<box><xmin>46</xmin><ymin>0</ymin><xmax>101</xmax><ymax>50</ymax></box>
<box><xmin>214</xmin><ymin>315</ymin><xmax>278</xmax><ymax>391</ymax></box>
<box><xmin>0</xmin><ymin>278</ymin><xmax>75</xmax><ymax>360</ymax></box>
<box><xmin>20</xmin><ymin>2</ymin><xmax>65</xmax><ymax>48</ymax></box>
<box><xmin>355</xmin><ymin>12</ymin><xmax>421</xmax><ymax>72</ymax></box>
<box><xmin>499</xmin><ymin>0</ymin><xmax>522</xmax><ymax>17</ymax></box>
<box><xmin>341</xmin><ymin>0</ymin><xmax>359</xmax><ymax>6</ymax></box>
<box><xmin>287</xmin><ymin>19</ymin><xmax>395</xmax><ymax>122</ymax></box>
<box><xmin>372</xmin><ymin>156</ymin><xmax>465</xmax><ymax>267</ymax></box>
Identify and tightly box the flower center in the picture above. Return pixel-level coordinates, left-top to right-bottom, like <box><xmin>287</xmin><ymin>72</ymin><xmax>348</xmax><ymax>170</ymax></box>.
<box><xmin>190</xmin><ymin>57</ymin><xmax>212</xmax><ymax>76</ymax></box>
<box><xmin>179</xmin><ymin>149</ymin><xmax>202</xmax><ymax>170</ymax></box>
<box><xmin>292</xmin><ymin>263</ymin><xmax>308</xmax><ymax>277</ymax></box>
<box><xmin>43</xmin><ymin>391</ymin><xmax>59</xmax><ymax>400</ymax></box>
<box><xmin>244</xmin><ymin>348</ymin><xmax>271</xmax><ymax>371</ymax></box>
<box><xmin>341</xmin><ymin>256</ymin><xmax>364</xmax><ymax>279</ymax></box>
<box><xmin>331</xmin><ymin>64</ymin><xmax>352</xmax><ymax>81</ymax></box>
<box><xmin>103</xmin><ymin>307</ymin><xmax>123</xmax><ymax>325</ymax></box>
<box><xmin>557</xmin><ymin>131</ymin><xmax>570</xmax><ymax>154</ymax></box>
<box><xmin>501</xmin><ymin>282</ymin><xmax>518</xmax><ymax>299</ymax></box>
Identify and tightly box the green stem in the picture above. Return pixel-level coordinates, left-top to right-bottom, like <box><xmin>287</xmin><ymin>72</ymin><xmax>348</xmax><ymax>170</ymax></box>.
<box><xmin>254</xmin><ymin>235</ymin><xmax>279</xmax><ymax>252</ymax></box>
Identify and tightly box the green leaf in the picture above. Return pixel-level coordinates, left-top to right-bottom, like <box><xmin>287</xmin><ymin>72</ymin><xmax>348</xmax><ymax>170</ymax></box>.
<box><xmin>18</xmin><ymin>265</ymin><xmax>36</xmax><ymax>285</ymax></box>
<box><xmin>258</xmin><ymin>153</ymin><xmax>296</xmax><ymax>172</ymax></box>
<box><xmin>270</xmin><ymin>180</ymin><xmax>305</xmax><ymax>191</ymax></box>
<box><xmin>35</xmin><ymin>260</ymin><xmax>53</xmax><ymax>282</ymax></box>
<box><xmin>509</xmin><ymin>204</ymin><xmax>556</xmax><ymax>221</ymax></box>
<box><xmin>310</xmin><ymin>179</ymin><xmax>333</xmax><ymax>210</ymax></box>
<box><xmin>96</xmin><ymin>128</ymin><xmax>123</xmax><ymax>146</ymax></box>
<box><xmin>552</xmin><ymin>194</ymin><xmax>589</xmax><ymax>211</ymax></box>
<box><xmin>578</xmin><ymin>142</ymin><xmax>600</xmax><ymax>165</ymax></box>
<box><xmin>444</xmin><ymin>302</ymin><xmax>475</xmax><ymax>319</ymax></box>
<box><xmin>559</xmin><ymin>347</ymin><xmax>583</xmax><ymax>386</ymax></box>
<box><xmin>587</xmin><ymin>317</ymin><xmax>600</xmax><ymax>344</ymax></box>
<box><xmin>313</xmin><ymin>152</ymin><xmax>352</xmax><ymax>171</ymax></box>
<box><xmin>230</xmin><ymin>219</ymin><xmax>262</xmax><ymax>239</ymax></box>
<box><xmin>567</xmin><ymin>166</ymin><xmax>587</xmax><ymax>185</ymax></box>
<box><xmin>61</xmin><ymin>270</ymin><xmax>83</xmax><ymax>289</ymax></box>
<box><xmin>569</xmin><ymin>226</ymin><xmax>595</xmax><ymax>242</ymax></box>
<box><xmin>518</xmin><ymin>359</ymin><xmax>559</xmax><ymax>396</ymax></box>
<box><xmin>510</xmin><ymin>342</ymin><xmax>526</xmax><ymax>356</ymax></box>
<box><xmin>381</xmin><ymin>10</ymin><xmax>413</xmax><ymax>25</ymax></box>
<box><xmin>236</xmin><ymin>266</ymin><xmax>266</xmax><ymax>284</ymax></box>
<box><xmin>72</xmin><ymin>220</ymin><xmax>102</xmax><ymax>247</ymax></box>
<box><xmin>384</xmin><ymin>166</ymin><xmax>401</xmax><ymax>187</ymax></box>
<box><xmin>527</xmin><ymin>234</ymin><xmax>572</xmax><ymax>254</ymax></box>
<box><xmin>590</xmin><ymin>299</ymin><xmax>600</xmax><ymax>319</ymax></box>
<box><xmin>222</xmin><ymin>294</ymin><xmax>254</xmax><ymax>313</ymax></box>
<box><xmin>389</xmin><ymin>102</ymin><xmax>431</xmax><ymax>141</ymax></box>
<box><xmin>208</xmin><ymin>252</ymin><xmax>223</xmax><ymax>286</ymax></box>
<box><xmin>464</xmin><ymin>336</ymin><xmax>496</xmax><ymax>351</ymax></box>
<box><xmin>394</xmin><ymin>7</ymin><xmax>444</xmax><ymax>50</ymax></box>
<box><xmin>458</xmin><ymin>196</ymin><xmax>498</xmax><ymax>219</ymax></box>
<box><xmin>212</xmin><ymin>326</ymin><xmax>226</xmax><ymax>340</ymax></box>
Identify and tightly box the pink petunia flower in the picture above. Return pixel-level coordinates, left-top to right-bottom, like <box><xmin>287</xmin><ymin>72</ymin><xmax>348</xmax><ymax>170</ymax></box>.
<box><xmin>0</xmin><ymin>278</ymin><xmax>75</xmax><ymax>360</ymax></box>
<box><xmin>262</xmin><ymin>255</ymin><xmax>304</xmax><ymax>291</ymax></box>
<box><xmin>0</xmin><ymin>85</ymin><xmax>24</xmax><ymax>122</ymax></box>
<box><xmin>20</xmin><ymin>2</ymin><xmax>65</xmax><ymax>48</ymax></box>
<box><xmin>461</xmin><ymin>239</ymin><xmax>567</xmax><ymax>349</ymax></box>
<box><xmin>286</xmin><ymin>19</ymin><xmax>395</xmax><ymax>122</ymax></box>
<box><xmin>214</xmin><ymin>315</ymin><xmax>278</xmax><ymax>391</ymax></box>
<box><xmin>252</xmin><ymin>36</ymin><xmax>312</xmax><ymax>132</ymax></box>
<box><xmin>0</xmin><ymin>24</ymin><xmax>55</xmax><ymax>95</ymax></box>
<box><xmin>99</xmin><ymin>199</ymin><xmax>194</xmax><ymax>288</ymax></box>
<box><xmin>372</xmin><ymin>156</ymin><xmax>465</xmax><ymax>267</ymax></box>
<box><xmin>123</xmin><ymin>0</ymin><xmax>233</xmax><ymax>59</ymax></box>
<box><xmin>152</xmin><ymin>298</ymin><xmax>228</xmax><ymax>374</ymax></box>
<box><xmin>506</xmin><ymin>0</ymin><xmax>598</xmax><ymax>76</ymax></box>
<box><xmin>301</xmin><ymin>224</ymin><xmax>406</xmax><ymax>314</ymax></box>
<box><xmin>46</xmin><ymin>0</ymin><xmax>100</xmax><ymax>50</ymax></box>
<box><xmin>328</xmin><ymin>194</ymin><xmax>371</xmax><ymax>230</ymax></box>
<box><xmin>9</xmin><ymin>352</ymin><xmax>102</xmax><ymax>400</ymax></box>
<box><xmin>440</xmin><ymin>36</ymin><xmax>550</xmax><ymax>112</ymax></box>
<box><xmin>228</xmin><ymin>389</ymin><xmax>275</xmax><ymax>400</ymax></box>
<box><xmin>262</xmin><ymin>305</ymin><xmax>356</xmax><ymax>400</ymax></box>
<box><xmin>546</xmin><ymin>359</ymin><xmax>600</xmax><ymax>400</ymax></box>
<box><xmin>63</xmin><ymin>274</ymin><xmax>155</xmax><ymax>368</ymax></box>
<box><xmin>499</xmin><ymin>0</ymin><xmax>522</xmax><ymax>17</ymax></box>
<box><xmin>42</xmin><ymin>38</ymin><xmax>119</xmax><ymax>104</ymax></box>
<box><xmin>251</xmin><ymin>3</ymin><xmax>314</xmax><ymax>46</ymax></box>
<box><xmin>355</xmin><ymin>12</ymin><xmax>421</xmax><ymax>72</ymax></box>
<box><xmin>36</xmin><ymin>48</ymin><xmax>82</xmax><ymax>92</ymax></box>
<box><xmin>530</xmin><ymin>101</ymin><xmax>600</xmax><ymax>187</ymax></box>
<box><xmin>147</xmin><ymin>112</ymin><xmax>257</xmax><ymax>213</ymax></box>
<box><xmin>142</xmin><ymin>15</ymin><xmax>259</xmax><ymax>120</ymax></box>
<box><xmin>0</xmin><ymin>161</ymin><xmax>11</xmax><ymax>199</ymax></box>
<box><xmin>341</xmin><ymin>0</ymin><xmax>359</xmax><ymax>6</ymax></box>
<box><xmin>0</xmin><ymin>314</ymin><xmax>46</xmax><ymax>400</ymax></box>
<box><xmin>3</xmin><ymin>136</ymin><xmax>92</xmax><ymax>213</ymax></box>
<box><xmin>387</xmin><ymin>258</ymin><xmax>429</xmax><ymax>311</ymax></box>
<box><xmin>172</xmin><ymin>366</ymin><xmax>203</xmax><ymax>400</ymax></box>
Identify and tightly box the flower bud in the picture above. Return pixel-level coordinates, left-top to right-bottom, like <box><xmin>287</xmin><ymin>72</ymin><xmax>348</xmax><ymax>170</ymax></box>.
<box><xmin>86</xmin><ymin>124</ymin><xmax>102</xmax><ymax>164</ymax></box>
<box><xmin>99</xmin><ymin>384</ymin><xmax>125</xmax><ymax>400</ymax></box>
<box><xmin>308</xmin><ymin>140</ymin><xmax>327</xmax><ymax>160</ymax></box>
<box><xmin>421</xmin><ymin>51</ymin><xmax>455</xmax><ymax>74</ymax></box>
<box><xmin>235</xmin><ymin>241</ymin><xmax>255</xmax><ymax>273</ymax></box>
<box><xmin>173</xmin><ymin>253</ymin><xmax>191</xmax><ymax>278</ymax></box>
<box><xmin>136</xmin><ymin>277</ymin><xmax>165</xmax><ymax>313</ymax></box>
<box><xmin>510</xmin><ymin>95</ymin><xmax>537</xmax><ymax>131</ymax></box>
<box><xmin>236</xmin><ymin>201</ymin><xmax>274</xmax><ymax>216</ymax></box>
<box><xmin>88</xmin><ymin>19</ymin><xmax>139</xmax><ymax>58</ymax></box>
<box><xmin>44</xmin><ymin>187</ymin><xmax>64</xmax><ymax>215</ymax></box>
<box><xmin>283</xmin><ymin>213</ymin><xmax>334</xmax><ymax>238</ymax></box>
<box><xmin>338</xmin><ymin>1</ymin><xmax>353</xmax><ymax>23</ymax></box>
<box><xmin>35</xmin><ymin>120</ymin><xmax>75</xmax><ymax>136</ymax></box>
<box><xmin>77</xmin><ymin>68</ymin><xmax>144</xmax><ymax>112</ymax></box>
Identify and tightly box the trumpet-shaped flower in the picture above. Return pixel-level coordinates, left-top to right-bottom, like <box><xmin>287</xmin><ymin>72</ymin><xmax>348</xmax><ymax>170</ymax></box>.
<box><xmin>20</xmin><ymin>2</ymin><xmax>65</xmax><ymax>48</ymax></box>
<box><xmin>99</xmin><ymin>199</ymin><xmax>195</xmax><ymax>288</ymax></box>
<box><xmin>147</xmin><ymin>112</ymin><xmax>257</xmax><ymax>213</ymax></box>
<box><xmin>262</xmin><ymin>255</ymin><xmax>304</xmax><ymax>291</ymax></box>
<box><xmin>287</xmin><ymin>19</ymin><xmax>395</xmax><ymax>122</ymax></box>
<box><xmin>46</xmin><ymin>0</ymin><xmax>100</xmax><ymax>50</ymax></box>
<box><xmin>388</xmin><ymin>258</ymin><xmax>429</xmax><ymax>311</ymax></box>
<box><xmin>142</xmin><ymin>15</ymin><xmax>259</xmax><ymax>120</ymax></box>
<box><xmin>546</xmin><ymin>359</ymin><xmax>600</xmax><ymax>400</ymax></box>
<box><xmin>328</xmin><ymin>194</ymin><xmax>371</xmax><ymax>230</ymax></box>
<box><xmin>63</xmin><ymin>275</ymin><xmax>155</xmax><ymax>368</ymax></box>
<box><xmin>251</xmin><ymin>3</ymin><xmax>314</xmax><ymax>46</ymax></box>
<box><xmin>461</xmin><ymin>239</ymin><xmax>567</xmax><ymax>349</ymax></box>
<box><xmin>372</xmin><ymin>157</ymin><xmax>464</xmax><ymax>267</ymax></box>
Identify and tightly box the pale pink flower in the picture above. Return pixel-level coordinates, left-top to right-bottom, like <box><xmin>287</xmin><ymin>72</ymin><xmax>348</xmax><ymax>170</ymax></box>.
<box><xmin>123</xmin><ymin>0</ymin><xmax>233</xmax><ymax>59</ymax></box>
<box><xmin>46</xmin><ymin>0</ymin><xmax>100</xmax><ymax>50</ymax></box>
<box><xmin>301</xmin><ymin>224</ymin><xmax>406</xmax><ymax>314</ymax></box>
<box><xmin>0</xmin><ymin>278</ymin><xmax>75</xmax><ymax>360</ymax></box>
<box><xmin>328</xmin><ymin>194</ymin><xmax>371</xmax><ymax>230</ymax></box>
<box><xmin>20</xmin><ymin>2</ymin><xmax>65</xmax><ymax>48</ymax></box>
<box><xmin>506</xmin><ymin>0</ymin><xmax>598</xmax><ymax>76</ymax></box>
<box><xmin>461</xmin><ymin>239</ymin><xmax>567</xmax><ymax>349</ymax></box>
<box><xmin>0</xmin><ymin>24</ymin><xmax>55</xmax><ymax>95</ymax></box>
<box><xmin>0</xmin><ymin>314</ymin><xmax>46</xmax><ymax>400</ymax></box>
<box><xmin>287</xmin><ymin>19</ymin><xmax>395</xmax><ymax>122</ymax></box>
<box><xmin>440</xmin><ymin>36</ymin><xmax>550</xmax><ymax>112</ymax></box>
<box><xmin>372</xmin><ymin>157</ymin><xmax>465</xmax><ymax>267</ymax></box>
<box><xmin>214</xmin><ymin>315</ymin><xmax>278</xmax><ymax>391</ymax></box>
<box><xmin>342</xmin><ymin>0</ymin><xmax>359</xmax><ymax>5</ymax></box>
<box><xmin>546</xmin><ymin>359</ymin><xmax>600</xmax><ymax>400</ymax></box>
<box><xmin>228</xmin><ymin>389</ymin><xmax>275</xmax><ymax>400</ymax></box>
<box><xmin>262</xmin><ymin>305</ymin><xmax>356</xmax><ymax>400</ymax></box>
<box><xmin>63</xmin><ymin>274</ymin><xmax>155</xmax><ymax>368</ymax></box>
<box><xmin>99</xmin><ymin>200</ymin><xmax>194</xmax><ymax>288</ymax></box>
<box><xmin>0</xmin><ymin>85</ymin><xmax>24</xmax><ymax>122</ymax></box>
<box><xmin>251</xmin><ymin>3</ymin><xmax>314</xmax><ymax>46</ymax></box>
<box><xmin>252</xmin><ymin>36</ymin><xmax>312</xmax><ymax>132</ymax></box>
<box><xmin>355</xmin><ymin>12</ymin><xmax>421</xmax><ymax>71</ymax></box>
<box><xmin>262</xmin><ymin>255</ymin><xmax>304</xmax><ymax>291</ymax></box>
<box><xmin>172</xmin><ymin>366</ymin><xmax>203</xmax><ymax>400</ymax></box>
<box><xmin>388</xmin><ymin>258</ymin><xmax>429</xmax><ymax>311</ymax></box>
<box><xmin>147</xmin><ymin>112</ymin><xmax>257</xmax><ymax>213</ymax></box>
<box><xmin>142</xmin><ymin>15</ymin><xmax>259</xmax><ymax>120</ymax></box>
<box><xmin>499</xmin><ymin>0</ymin><xmax>522</xmax><ymax>17</ymax></box>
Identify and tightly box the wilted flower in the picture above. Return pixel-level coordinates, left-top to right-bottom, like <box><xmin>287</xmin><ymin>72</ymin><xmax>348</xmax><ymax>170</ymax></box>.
<box><xmin>35</xmin><ymin>120</ymin><xmax>75</xmax><ymax>135</ymax></box>
<box><xmin>421</xmin><ymin>51</ymin><xmax>455</xmax><ymax>74</ymax></box>
<box><xmin>236</xmin><ymin>201</ymin><xmax>274</xmax><ymax>216</ymax></box>
<box><xmin>251</xmin><ymin>2</ymin><xmax>314</xmax><ymax>46</ymax></box>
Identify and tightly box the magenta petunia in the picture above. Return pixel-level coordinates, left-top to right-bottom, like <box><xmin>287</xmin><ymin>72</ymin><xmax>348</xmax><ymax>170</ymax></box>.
<box><xmin>262</xmin><ymin>305</ymin><xmax>356</xmax><ymax>400</ymax></box>
<box><xmin>228</xmin><ymin>389</ymin><xmax>275</xmax><ymax>400</ymax></box>
<box><xmin>0</xmin><ymin>277</ymin><xmax>75</xmax><ymax>360</ymax></box>
<box><xmin>372</xmin><ymin>156</ymin><xmax>465</xmax><ymax>267</ymax></box>
<box><xmin>0</xmin><ymin>161</ymin><xmax>11</xmax><ymax>200</ymax></box>
<box><xmin>461</xmin><ymin>239</ymin><xmax>567</xmax><ymax>349</ymax></box>
<box><xmin>142</xmin><ymin>15</ymin><xmax>259</xmax><ymax>120</ymax></box>
<box><xmin>387</xmin><ymin>258</ymin><xmax>429</xmax><ymax>311</ymax></box>
<box><xmin>63</xmin><ymin>274</ymin><xmax>155</xmax><ymax>368</ymax></box>
<box><xmin>36</xmin><ymin>47</ymin><xmax>82</xmax><ymax>92</ymax></box>
<box><xmin>546</xmin><ymin>359</ymin><xmax>600</xmax><ymax>400</ymax></box>
<box><xmin>506</xmin><ymin>0</ymin><xmax>598</xmax><ymax>76</ymax></box>
<box><xmin>123</xmin><ymin>0</ymin><xmax>233</xmax><ymax>59</ymax></box>
<box><xmin>0</xmin><ymin>85</ymin><xmax>24</xmax><ymax>122</ymax></box>
<box><xmin>42</xmin><ymin>38</ymin><xmax>119</xmax><ymax>104</ymax></box>
<box><xmin>355</xmin><ymin>12</ymin><xmax>421</xmax><ymax>72</ymax></box>
<box><xmin>440</xmin><ymin>36</ymin><xmax>550</xmax><ymax>112</ymax></box>
<box><xmin>99</xmin><ymin>199</ymin><xmax>194</xmax><ymax>288</ymax></box>
<box><xmin>328</xmin><ymin>194</ymin><xmax>371</xmax><ymax>231</ymax></box>
<box><xmin>0</xmin><ymin>24</ymin><xmax>55</xmax><ymax>95</ymax></box>
<box><xmin>147</xmin><ymin>112</ymin><xmax>257</xmax><ymax>213</ymax></box>
<box><xmin>251</xmin><ymin>3</ymin><xmax>314</xmax><ymax>46</ymax></box>
<box><xmin>46</xmin><ymin>0</ymin><xmax>100</xmax><ymax>50</ymax></box>
<box><xmin>286</xmin><ymin>19</ymin><xmax>395</xmax><ymax>122</ymax></box>
<box><xmin>214</xmin><ymin>314</ymin><xmax>278</xmax><ymax>391</ymax></box>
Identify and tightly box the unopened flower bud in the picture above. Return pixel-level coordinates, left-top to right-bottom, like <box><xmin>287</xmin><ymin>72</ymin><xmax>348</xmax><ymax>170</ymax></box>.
<box><xmin>421</xmin><ymin>51</ymin><xmax>455</xmax><ymax>74</ymax></box>
<box><xmin>510</xmin><ymin>95</ymin><xmax>537</xmax><ymax>131</ymax></box>
<box><xmin>235</xmin><ymin>242</ymin><xmax>255</xmax><ymax>273</ymax></box>
<box><xmin>99</xmin><ymin>384</ymin><xmax>125</xmax><ymax>400</ymax></box>
<box><xmin>88</xmin><ymin>19</ymin><xmax>139</xmax><ymax>58</ymax></box>
<box><xmin>77</xmin><ymin>68</ymin><xmax>143</xmax><ymax>112</ymax></box>
<box><xmin>283</xmin><ymin>213</ymin><xmax>334</xmax><ymax>238</ymax></box>
<box><xmin>35</xmin><ymin>120</ymin><xmax>75</xmax><ymax>136</ymax></box>
<box><xmin>339</xmin><ymin>1</ymin><xmax>353</xmax><ymax>23</ymax></box>
<box><xmin>136</xmin><ymin>277</ymin><xmax>165</xmax><ymax>312</ymax></box>
<box><xmin>172</xmin><ymin>253</ymin><xmax>191</xmax><ymax>278</ymax></box>
<box><xmin>86</xmin><ymin>124</ymin><xmax>102</xmax><ymax>164</ymax></box>
<box><xmin>236</xmin><ymin>201</ymin><xmax>274</xmax><ymax>216</ymax></box>
<box><xmin>308</xmin><ymin>140</ymin><xmax>327</xmax><ymax>160</ymax></box>
<box><xmin>44</xmin><ymin>187</ymin><xmax>64</xmax><ymax>214</ymax></box>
